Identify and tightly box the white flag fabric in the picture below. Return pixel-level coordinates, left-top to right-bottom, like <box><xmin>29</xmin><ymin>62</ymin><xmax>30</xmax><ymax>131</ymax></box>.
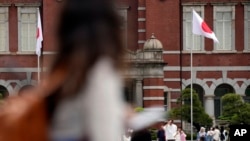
<box><xmin>36</xmin><ymin>8</ymin><xmax>43</xmax><ymax>56</ymax></box>
<box><xmin>192</xmin><ymin>9</ymin><xmax>219</xmax><ymax>43</ymax></box>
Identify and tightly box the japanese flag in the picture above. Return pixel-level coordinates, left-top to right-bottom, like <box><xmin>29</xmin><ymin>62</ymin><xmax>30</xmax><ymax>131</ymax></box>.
<box><xmin>192</xmin><ymin>9</ymin><xmax>219</xmax><ymax>43</ymax></box>
<box><xmin>36</xmin><ymin>8</ymin><xmax>43</xmax><ymax>56</ymax></box>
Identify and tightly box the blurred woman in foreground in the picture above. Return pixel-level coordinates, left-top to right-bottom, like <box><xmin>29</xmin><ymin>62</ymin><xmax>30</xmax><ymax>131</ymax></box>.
<box><xmin>44</xmin><ymin>0</ymin><xmax>125</xmax><ymax>140</ymax></box>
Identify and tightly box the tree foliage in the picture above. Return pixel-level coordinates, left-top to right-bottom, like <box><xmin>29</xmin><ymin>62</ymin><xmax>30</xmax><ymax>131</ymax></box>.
<box><xmin>134</xmin><ymin>106</ymin><xmax>144</xmax><ymax>113</ymax></box>
<box><xmin>220</xmin><ymin>93</ymin><xmax>250</xmax><ymax>124</ymax></box>
<box><xmin>168</xmin><ymin>88</ymin><xmax>213</xmax><ymax>131</ymax></box>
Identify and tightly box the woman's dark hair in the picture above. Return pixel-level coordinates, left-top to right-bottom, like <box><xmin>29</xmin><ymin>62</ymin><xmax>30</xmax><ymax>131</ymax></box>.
<box><xmin>45</xmin><ymin>0</ymin><xmax>124</xmax><ymax>119</ymax></box>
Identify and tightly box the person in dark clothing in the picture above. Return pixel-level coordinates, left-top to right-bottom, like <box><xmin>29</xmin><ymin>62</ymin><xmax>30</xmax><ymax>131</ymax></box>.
<box><xmin>157</xmin><ymin>123</ymin><xmax>166</xmax><ymax>141</ymax></box>
<box><xmin>131</xmin><ymin>129</ymin><xmax>152</xmax><ymax>141</ymax></box>
<box><xmin>200</xmin><ymin>136</ymin><xmax>205</xmax><ymax>141</ymax></box>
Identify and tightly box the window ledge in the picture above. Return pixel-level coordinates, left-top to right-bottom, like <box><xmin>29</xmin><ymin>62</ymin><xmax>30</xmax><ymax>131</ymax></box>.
<box><xmin>16</xmin><ymin>51</ymin><xmax>36</xmax><ymax>55</ymax></box>
<box><xmin>181</xmin><ymin>2</ymin><xmax>208</xmax><ymax>6</ymax></box>
<box><xmin>212</xmin><ymin>50</ymin><xmax>237</xmax><ymax>53</ymax></box>
<box><xmin>243</xmin><ymin>50</ymin><xmax>250</xmax><ymax>53</ymax></box>
<box><xmin>182</xmin><ymin>50</ymin><xmax>207</xmax><ymax>54</ymax></box>
<box><xmin>0</xmin><ymin>51</ymin><xmax>11</xmax><ymax>55</ymax></box>
<box><xmin>0</xmin><ymin>52</ymin><xmax>37</xmax><ymax>55</ymax></box>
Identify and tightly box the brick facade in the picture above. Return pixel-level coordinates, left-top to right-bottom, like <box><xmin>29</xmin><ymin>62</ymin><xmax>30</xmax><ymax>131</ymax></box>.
<box><xmin>0</xmin><ymin>0</ymin><xmax>250</xmax><ymax>124</ymax></box>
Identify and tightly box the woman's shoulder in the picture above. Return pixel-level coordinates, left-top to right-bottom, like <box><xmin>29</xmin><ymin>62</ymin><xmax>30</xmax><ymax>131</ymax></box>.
<box><xmin>90</xmin><ymin>57</ymin><xmax>118</xmax><ymax>77</ymax></box>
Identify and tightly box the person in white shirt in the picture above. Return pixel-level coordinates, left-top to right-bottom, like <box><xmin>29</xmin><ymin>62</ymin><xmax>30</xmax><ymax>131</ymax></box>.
<box><xmin>206</xmin><ymin>127</ymin><xmax>214</xmax><ymax>141</ymax></box>
<box><xmin>213</xmin><ymin>126</ymin><xmax>221</xmax><ymax>141</ymax></box>
<box><xmin>164</xmin><ymin>119</ymin><xmax>177</xmax><ymax>141</ymax></box>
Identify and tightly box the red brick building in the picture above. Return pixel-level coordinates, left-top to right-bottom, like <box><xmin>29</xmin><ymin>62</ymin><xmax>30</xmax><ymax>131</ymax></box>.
<box><xmin>1</xmin><ymin>0</ymin><xmax>250</xmax><ymax>126</ymax></box>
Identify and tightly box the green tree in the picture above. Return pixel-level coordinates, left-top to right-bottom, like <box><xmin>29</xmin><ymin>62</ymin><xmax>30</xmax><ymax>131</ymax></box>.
<box><xmin>220</xmin><ymin>93</ymin><xmax>250</xmax><ymax>124</ymax></box>
<box><xmin>168</xmin><ymin>88</ymin><xmax>212</xmax><ymax>131</ymax></box>
<box><xmin>134</xmin><ymin>106</ymin><xmax>144</xmax><ymax>113</ymax></box>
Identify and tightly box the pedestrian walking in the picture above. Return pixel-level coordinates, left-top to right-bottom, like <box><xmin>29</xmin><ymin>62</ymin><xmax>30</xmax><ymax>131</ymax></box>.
<box><xmin>157</xmin><ymin>123</ymin><xmax>166</xmax><ymax>141</ymax></box>
<box><xmin>164</xmin><ymin>119</ymin><xmax>177</xmax><ymax>141</ymax></box>
<box><xmin>213</xmin><ymin>126</ymin><xmax>221</xmax><ymax>141</ymax></box>
<box><xmin>206</xmin><ymin>127</ymin><xmax>214</xmax><ymax>141</ymax></box>
<box><xmin>197</xmin><ymin>127</ymin><xmax>207</xmax><ymax>141</ymax></box>
<box><xmin>174</xmin><ymin>127</ymin><xmax>186</xmax><ymax>141</ymax></box>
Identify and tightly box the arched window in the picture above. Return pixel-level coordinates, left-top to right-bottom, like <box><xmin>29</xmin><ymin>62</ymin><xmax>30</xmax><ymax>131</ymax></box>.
<box><xmin>244</xmin><ymin>85</ymin><xmax>250</xmax><ymax>102</ymax></box>
<box><xmin>18</xmin><ymin>85</ymin><xmax>34</xmax><ymax>95</ymax></box>
<box><xmin>214</xmin><ymin>84</ymin><xmax>235</xmax><ymax>118</ymax></box>
<box><xmin>186</xmin><ymin>84</ymin><xmax>205</xmax><ymax>106</ymax></box>
<box><xmin>0</xmin><ymin>85</ymin><xmax>9</xmax><ymax>99</ymax></box>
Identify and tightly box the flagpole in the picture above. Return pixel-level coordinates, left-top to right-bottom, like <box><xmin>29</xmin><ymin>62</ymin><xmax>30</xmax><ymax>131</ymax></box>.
<box><xmin>190</xmin><ymin>34</ymin><xmax>194</xmax><ymax>141</ymax></box>
<box><xmin>191</xmin><ymin>9</ymin><xmax>219</xmax><ymax>141</ymax></box>
<box><xmin>37</xmin><ymin>55</ymin><xmax>40</xmax><ymax>83</ymax></box>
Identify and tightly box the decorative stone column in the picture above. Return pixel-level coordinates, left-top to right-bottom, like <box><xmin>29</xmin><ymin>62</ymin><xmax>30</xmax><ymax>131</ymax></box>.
<box><xmin>135</xmin><ymin>78</ymin><xmax>143</xmax><ymax>107</ymax></box>
<box><xmin>204</xmin><ymin>95</ymin><xmax>215</xmax><ymax>118</ymax></box>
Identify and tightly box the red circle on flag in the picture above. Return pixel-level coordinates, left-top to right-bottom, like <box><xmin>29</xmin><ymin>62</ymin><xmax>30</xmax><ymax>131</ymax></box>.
<box><xmin>201</xmin><ymin>22</ymin><xmax>212</xmax><ymax>33</ymax></box>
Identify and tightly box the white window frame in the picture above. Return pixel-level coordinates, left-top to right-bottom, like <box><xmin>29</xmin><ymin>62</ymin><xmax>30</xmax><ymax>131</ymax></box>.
<box><xmin>213</xmin><ymin>5</ymin><xmax>235</xmax><ymax>51</ymax></box>
<box><xmin>118</xmin><ymin>7</ymin><xmax>128</xmax><ymax>48</ymax></box>
<box><xmin>183</xmin><ymin>5</ymin><xmax>205</xmax><ymax>52</ymax></box>
<box><xmin>244</xmin><ymin>3</ymin><xmax>250</xmax><ymax>52</ymax></box>
<box><xmin>0</xmin><ymin>7</ymin><xmax>9</xmax><ymax>52</ymax></box>
<box><xmin>17</xmin><ymin>6</ymin><xmax>38</xmax><ymax>53</ymax></box>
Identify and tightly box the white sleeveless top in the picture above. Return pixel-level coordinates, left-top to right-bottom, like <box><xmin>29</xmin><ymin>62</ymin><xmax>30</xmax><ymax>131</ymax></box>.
<box><xmin>49</xmin><ymin>57</ymin><xmax>125</xmax><ymax>141</ymax></box>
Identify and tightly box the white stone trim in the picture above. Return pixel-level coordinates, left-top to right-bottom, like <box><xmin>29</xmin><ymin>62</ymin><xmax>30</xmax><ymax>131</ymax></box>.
<box><xmin>0</xmin><ymin>51</ymin><xmax>58</xmax><ymax>55</ymax></box>
<box><xmin>163</xmin><ymin>50</ymin><xmax>247</xmax><ymax>54</ymax></box>
<box><xmin>0</xmin><ymin>68</ymin><xmax>46</xmax><ymax>72</ymax></box>
<box><xmin>138</xmin><ymin>40</ymin><xmax>146</xmax><ymax>44</ymax></box>
<box><xmin>43</xmin><ymin>51</ymin><xmax>57</xmax><ymax>55</ymax></box>
<box><xmin>164</xmin><ymin>88</ymin><xmax>181</xmax><ymax>92</ymax></box>
<box><xmin>143</xmin><ymin>97</ymin><xmax>164</xmax><ymax>100</ymax></box>
<box><xmin>138</xmin><ymin>18</ymin><xmax>146</xmax><ymax>21</ymax></box>
<box><xmin>164</xmin><ymin>66</ymin><xmax>181</xmax><ymax>71</ymax></box>
<box><xmin>170</xmin><ymin>99</ymin><xmax>178</xmax><ymax>102</ymax></box>
<box><xmin>138</xmin><ymin>29</ymin><xmax>146</xmax><ymax>32</ymax></box>
<box><xmin>211</xmin><ymin>50</ymin><xmax>237</xmax><ymax>53</ymax></box>
<box><xmin>164</xmin><ymin>66</ymin><xmax>250</xmax><ymax>71</ymax></box>
<box><xmin>181</xmin><ymin>77</ymin><xmax>250</xmax><ymax>96</ymax></box>
<box><xmin>144</xmin><ymin>76</ymin><xmax>164</xmax><ymax>78</ymax></box>
<box><xmin>15</xmin><ymin>3</ymin><xmax>41</xmax><ymax>6</ymax></box>
<box><xmin>163</xmin><ymin>51</ymin><xmax>181</xmax><ymax>54</ymax></box>
<box><xmin>138</xmin><ymin>7</ymin><xmax>146</xmax><ymax>10</ymax></box>
<box><xmin>0</xmin><ymin>79</ymin><xmax>38</xmax><ymax>95</ymax></box>
<box><xmin>143</xmin><ymin>86</ymin><xmax>165</xmax><ymax>90</ymax></box>
<box><xmin>0</xmin><ymin>51</ymin><xmax>11</xmax><ymax>54</ymax></box>
<box><xmin>164</xmin><ymin>78</ymin><xmax>180</xmax><ymax>82</ymax></box>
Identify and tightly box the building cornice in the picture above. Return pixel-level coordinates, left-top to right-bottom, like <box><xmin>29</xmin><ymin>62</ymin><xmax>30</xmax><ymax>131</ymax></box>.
<box><xmin>242</xmin><ymin>2</ymin><xmax>250</xmax><ymax>5</ymax></box>
<box><xmin>0</xmin><ymin>3</ymin><xmax>11</xmax><ymax>6</ymax></box>
<box><xmin>210</xmin><ymin>2</ymin><xmax>238</xmax><ymax>6</ymax></box>
<box><xmin>182</xmin><ymin>2</ymin><xmax>207</xmax><ymax>6</ymax></box>
<box><xmin>15</xmin><ymin>3</ymin><xmax>41</xmax><ymax>7</ymax></box>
